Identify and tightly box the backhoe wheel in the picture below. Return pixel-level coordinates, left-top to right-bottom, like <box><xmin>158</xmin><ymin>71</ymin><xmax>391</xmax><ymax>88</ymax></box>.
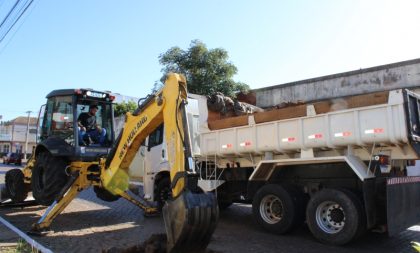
<box><xmin>156</xmin><ymin>177</ymin><xmax>171</xmax><ymax>211</ymax></box>
<box><xmin>252</xmin><ymin>184</ymin><xmax>302</xmax><ymax>234</ymax></box>
<box><xmin>5</xmin><ymin>169</ymin><xmax>28</xmax><ymax>203</ymax></box>
<box><xmin>31</xmin><ymin>152</ymin><xmax>69</xmax><ymax>206</ymax></box>
<box><xmin>94</xmin><ymin>186</ymin><xmax>120</xmax><ymax>202</ymax></box>
<box><xmin>306</xmin><ymin>188</ymin><xmax>365</xmax><ymax>245</ymax></box>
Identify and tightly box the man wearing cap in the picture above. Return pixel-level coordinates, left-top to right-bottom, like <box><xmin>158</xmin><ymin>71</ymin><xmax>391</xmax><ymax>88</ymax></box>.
<box><xmin>77</xmin><ymin>104</ymin><xmax>107</xmax><ymax>145</ymax></box>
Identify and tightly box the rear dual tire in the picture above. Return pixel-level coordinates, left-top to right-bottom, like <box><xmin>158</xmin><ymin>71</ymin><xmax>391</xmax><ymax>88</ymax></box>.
<box><xmin>306</xmin><ymin>188</ymin><xmax>365</xmax><ymax>245</ymax></box>
<box><xmin>253</xmin><ymin>185</ymin><xmax>365</xmax><ymax>246</ymax></box>
<box><xmin>252</xmin><ymin>184</ymin><xmax>305</xmax><ymax>234</ymax></box>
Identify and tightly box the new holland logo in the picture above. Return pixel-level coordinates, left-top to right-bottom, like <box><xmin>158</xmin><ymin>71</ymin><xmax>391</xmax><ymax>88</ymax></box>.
<box><xmin>119</xmin><ymin>116</ymin><xmax>148</xmax><ymax>159</ymax></box>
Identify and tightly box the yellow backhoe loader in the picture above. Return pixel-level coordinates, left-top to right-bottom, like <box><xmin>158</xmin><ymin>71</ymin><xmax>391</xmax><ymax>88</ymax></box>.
<box><xmin>3</xmin><ymin>73</ymin><xmax>219</xmax><ymax>252</ymax></box>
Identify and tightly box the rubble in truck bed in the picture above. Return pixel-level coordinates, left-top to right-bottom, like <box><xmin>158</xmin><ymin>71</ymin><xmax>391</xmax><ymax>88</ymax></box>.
<box><xmin>206</xmin><ymin>90</ymin><xmax>389</xmax><ymax>130</ymax></box>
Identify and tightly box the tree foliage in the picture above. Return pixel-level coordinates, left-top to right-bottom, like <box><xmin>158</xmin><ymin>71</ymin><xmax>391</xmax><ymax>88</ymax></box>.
<box><xmin>158</xmin><ymin>40</ymin><xmax>249</xmax><ymax>97</ymax></box>
<box><xmin>114</xmin><ymin>101</ymin><xmax>137</xmax><ymax>117</ymax></box>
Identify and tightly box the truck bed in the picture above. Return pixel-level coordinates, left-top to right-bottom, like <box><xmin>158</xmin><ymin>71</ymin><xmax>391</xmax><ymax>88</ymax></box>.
<box><xmin>201</xmin><ymin>89</ymin><xmax>419</xmax><ymax>158</ymax></box>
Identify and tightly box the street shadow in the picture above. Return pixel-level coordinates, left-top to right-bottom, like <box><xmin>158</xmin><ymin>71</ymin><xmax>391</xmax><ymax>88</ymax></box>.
<box><xmin>1</xmin><ymin>194</ymin><xmax>419</xmax><ymax>253</ymax></box>
<box><xmin>0</xmin><ymin>204</ymin><xmax>161</xmax><ymax>233</ymax></box>
<box><xmin>215</xmin><ymin>204</ymin><xmax>420</xmax><ymax>253</ymax></box>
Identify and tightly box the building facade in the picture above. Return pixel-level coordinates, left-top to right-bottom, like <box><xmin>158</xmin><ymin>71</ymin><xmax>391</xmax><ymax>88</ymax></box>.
<box><xmin>0</xmin><ymin>116</ymin><xmax>37</xmax><ymax>155</ymax></box>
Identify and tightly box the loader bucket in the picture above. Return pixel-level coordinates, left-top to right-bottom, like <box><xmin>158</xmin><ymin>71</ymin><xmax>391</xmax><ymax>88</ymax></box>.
<box><xmin>163</xmin><ymin>190</ymin><xmax>219</xmax><ymax>253</ymax></box>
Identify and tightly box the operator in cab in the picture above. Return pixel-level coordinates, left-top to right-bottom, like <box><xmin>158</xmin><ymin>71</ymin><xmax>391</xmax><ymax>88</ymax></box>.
<box><xmin>77</xmin><ymin>104</ymin><xmax>107</xmax><ymax>146</ymax></box>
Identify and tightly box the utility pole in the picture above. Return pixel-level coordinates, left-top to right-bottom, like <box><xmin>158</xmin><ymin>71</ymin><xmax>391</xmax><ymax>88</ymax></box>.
<box><xmin>24</xmin><ymin>110</ymin><xmax>32</xmax><ymax>160</ymax></box>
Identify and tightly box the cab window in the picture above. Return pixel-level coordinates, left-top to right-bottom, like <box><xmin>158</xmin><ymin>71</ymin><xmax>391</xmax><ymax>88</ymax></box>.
<box><xmin>148</xmin><ymin>124</ymin><xmax>164</xmax><ymax>148</ymax></box>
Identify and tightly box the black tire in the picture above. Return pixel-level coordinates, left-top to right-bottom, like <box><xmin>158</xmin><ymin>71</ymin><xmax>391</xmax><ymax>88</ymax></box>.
<box><xmin>94</xmin><ymin>186</ymin><xmax>120</xmax><ymax>202</ymax></box>
<box><xmin>287</xmin><ymin>186</ymin><xmax>308</xmax><ymax>227</ymax></box>
<box><xmin>31</xmin><ymin>152</ymin><xmax>69</xmax><ymax>206</ymax></box>
<box><xmin>306</xmin><ymin>188</ymin><xmax>365</xmax><ymax>245</ymax></box>
<box><xmin>5</xmin><ymin>169</ymin><xmax>28</xmax><ymax>203</ymax></box>
<box><xmin>252</xmin><ymin>184</ymin><xmax>302</xmax><ymax>234</ymax></box>
<box><xmin>156</xmin><ymin>177</ymin><xmax>171</xmax><ymax>211</ymax></box>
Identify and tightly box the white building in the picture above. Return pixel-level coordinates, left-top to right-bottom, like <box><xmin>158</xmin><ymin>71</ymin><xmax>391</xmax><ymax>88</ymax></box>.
<box><xmin>0</xmin><ymin>117</ymin><xmax>37</xmax><ymax>155</ymax></box>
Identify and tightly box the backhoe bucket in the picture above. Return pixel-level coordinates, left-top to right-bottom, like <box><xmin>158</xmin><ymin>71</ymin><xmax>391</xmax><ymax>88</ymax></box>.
<box><xmin>163</xmin><ymin>190</ymin><xmax>218</xmax><ymax>253</ymax></box>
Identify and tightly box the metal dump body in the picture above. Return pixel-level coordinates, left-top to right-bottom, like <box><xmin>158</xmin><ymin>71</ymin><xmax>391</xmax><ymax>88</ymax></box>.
<box><xmin>200</xmin><ymin>89</ymin><xmax>418</xmax><ymax>159</ymax></box>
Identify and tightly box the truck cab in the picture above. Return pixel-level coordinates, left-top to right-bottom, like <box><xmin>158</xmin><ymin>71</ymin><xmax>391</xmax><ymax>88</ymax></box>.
<box><xmin>127</xmin><ymin>94</ymin><xmax>202</xmax><ymax>207</ymax></box>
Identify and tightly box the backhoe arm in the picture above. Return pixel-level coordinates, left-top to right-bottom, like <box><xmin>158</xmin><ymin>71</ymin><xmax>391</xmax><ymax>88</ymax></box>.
<box><xmin>101</xmin><ymin>73</ymin><xmax>218</xmax><ymax>253</ymax></box>
<box><xmin>101</xmin><ymin>73</ymin><xmax>188</xmax><ymax>198</ymax></box>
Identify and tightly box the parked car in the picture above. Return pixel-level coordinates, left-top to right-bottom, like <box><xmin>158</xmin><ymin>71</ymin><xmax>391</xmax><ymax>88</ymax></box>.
<box><xmin>3</xmin><ymin>152</ymin><xmax>23</xmax><ymax>165</ymax></box>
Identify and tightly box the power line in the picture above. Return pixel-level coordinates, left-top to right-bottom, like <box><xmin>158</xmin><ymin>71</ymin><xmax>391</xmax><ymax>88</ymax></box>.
<box><xmin>0</xmin><ymin>0</ymin><xmax>22</xmax><ymax>30</ymax></box>
<box><xmin>0</xmin><ymin>0</ymin><xmax>33</xmax><ymax>44</ymax></box>
<box><xmin>0</xmin><ymin>0</ymin><xmax>37</xmax><ymax>55</ymax></box>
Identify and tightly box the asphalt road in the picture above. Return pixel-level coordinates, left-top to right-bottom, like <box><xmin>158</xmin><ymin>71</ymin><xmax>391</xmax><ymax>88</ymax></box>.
<box><xmin>0</xmin><ymin>163</ymin><xmax>419</xmax><ymax>253</ymax></box>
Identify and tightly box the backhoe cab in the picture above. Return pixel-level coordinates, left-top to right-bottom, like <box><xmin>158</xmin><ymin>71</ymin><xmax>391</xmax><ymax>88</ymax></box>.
<box><xmin>31</xmin><ymin>89</ymin><xmax>116</xmax><ymax>205</ymax></box>
<box><xmin>40</xmin><ymin>88</ymin><xmax>115</xmax><ymax>158</ymax></box>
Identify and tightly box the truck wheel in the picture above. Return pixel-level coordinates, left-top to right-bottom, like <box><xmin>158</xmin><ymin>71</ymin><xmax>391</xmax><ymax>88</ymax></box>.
<box><xmin>156</xmin><ymin>177</ymin><xmax>171</xmax><ymax>211</ymax></box>
<box><xmin>306</xmin><ymin>188</ymin><xmax>364</xmax><ymax>245</ymax></box>
<box><xmin>31</xmin><ymin>152</ymin><xmax>69</xmax><ymax>206</ymax></box>
<box><xmin>5</xmin><ymin>169</ymin><xmax>28</xmax><ymax>203</ymax></box>
<box><xmin>94</xmin><ymin>186</ymin><xmax>120</xmax><ymax>202</ymax></box>
<box><xmin>252</xmin><ymin>184</ymin><xmax>301</xmax><ymax>234</ymax></box>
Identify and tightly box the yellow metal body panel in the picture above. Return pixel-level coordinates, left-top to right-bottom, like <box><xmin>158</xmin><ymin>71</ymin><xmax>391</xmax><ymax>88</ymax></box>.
<box><xmin>102</xmin><ymin>73</ymin><xmax>188</xmax><ymax>198</ymax></box>
<box><xmin>22</xmin><ymin>152</ymin><xmax>35</xmax><ymax>184</ymax></box>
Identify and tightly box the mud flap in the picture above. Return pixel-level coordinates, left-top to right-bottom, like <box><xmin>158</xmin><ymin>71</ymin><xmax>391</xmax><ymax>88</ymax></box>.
<box><xmin>386</xmin><ymin>177</ymin><xmax>420</xmax><ymax>236</ymax></box>
<box><xmin>163</xmin><ymin>190</ymin><xmax>219</xmax><ymax>253</ymax></box>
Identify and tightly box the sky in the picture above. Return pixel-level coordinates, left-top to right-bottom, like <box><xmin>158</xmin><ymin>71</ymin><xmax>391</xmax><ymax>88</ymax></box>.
<box><xmin>0</xmin><ymin>0</ymin><xmax>420</xmax><ymax>121</ymax></box>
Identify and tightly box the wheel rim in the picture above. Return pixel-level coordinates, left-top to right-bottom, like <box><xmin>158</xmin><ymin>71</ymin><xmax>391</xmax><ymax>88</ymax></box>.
<box><xmin>315</xmin><ymin>201</ymin><xmax>346</xmax><ymax>234</ymax></box>
<box><xmin>259</xmin><ymin>194</ymin><xmax>284</xmax><ymax>224</ymax></box>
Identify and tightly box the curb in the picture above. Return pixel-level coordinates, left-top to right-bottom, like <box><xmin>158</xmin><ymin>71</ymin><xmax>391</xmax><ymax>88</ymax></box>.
<box><xmin>0</xmin><ymin>214</ymin><xmax>53</xmax><ymax>253</ymax></box>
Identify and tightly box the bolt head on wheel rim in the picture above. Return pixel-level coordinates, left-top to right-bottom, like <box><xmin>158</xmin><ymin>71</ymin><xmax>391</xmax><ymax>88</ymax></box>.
<box><xmin>259</xmin><ymin>194</ymin><xmax>284</xmax><ymax>224</ymax></box>
<box><xmin>315</xmin><ymin>201</ymin><xmax>346</xmax><ymax>234</ymax></box>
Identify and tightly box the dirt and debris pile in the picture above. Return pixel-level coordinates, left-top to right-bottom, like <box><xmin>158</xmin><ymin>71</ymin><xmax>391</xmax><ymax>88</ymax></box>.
<box><xmin>206</xmin><ymin>90</ymin><xmax>390</xmax><ymax>130</ymax></box>
<box><xmin>207</xmin><ymin>92</ymin><xmax>263</xmax><ymax>118</ymax></box>
<box><xmin>102</xmin><ymin>234</ymin><xmax>220</xmax><ymax>253</ymax></box>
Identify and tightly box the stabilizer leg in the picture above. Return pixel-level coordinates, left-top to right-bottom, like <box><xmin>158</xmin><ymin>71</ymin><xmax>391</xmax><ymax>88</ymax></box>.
<box><xmin>29</xmin><ymin>171</ymin><xmax>82</xmax><ymax>235</ymax></box>
<box><xmin>118</xmin><ymin>190</ymin><xmax>158</xmax><ymax>216</ymax></box>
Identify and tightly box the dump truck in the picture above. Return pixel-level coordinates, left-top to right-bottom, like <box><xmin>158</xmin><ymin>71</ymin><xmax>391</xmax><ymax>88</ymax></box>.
<box><xmin>2</xmin><ymin>73</ymin><xmax>218</xmax><ymax>253</ymax></box>
<box><xmin>129</xmin><ymin>87</ymin><xmax>420</xmax><ymax>246</ymax></box>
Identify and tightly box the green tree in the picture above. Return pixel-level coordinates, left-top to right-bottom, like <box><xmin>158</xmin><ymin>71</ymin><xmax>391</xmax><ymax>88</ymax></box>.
<box><xmin>114</xmin><ymin>101</ymin><xmax>137</xmax><ymax>117</ymax></box>
<box><xmin>158</xmin><ymin>40</ymin><xmax>249</xmax><ymax>97</ymax></box>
